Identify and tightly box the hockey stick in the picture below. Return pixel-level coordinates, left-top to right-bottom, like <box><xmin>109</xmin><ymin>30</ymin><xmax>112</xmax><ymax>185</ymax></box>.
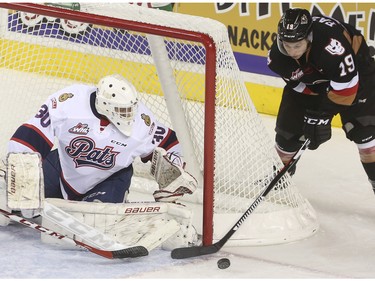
<box><xmin>171</xmin><ymin>138</ymin><xmax>311</xmax><ymax>259</ymax></box>
<box><xmin>0</xmin><ymin>208</ymin><xmax>148</xmax><ymax>259</ymax></box>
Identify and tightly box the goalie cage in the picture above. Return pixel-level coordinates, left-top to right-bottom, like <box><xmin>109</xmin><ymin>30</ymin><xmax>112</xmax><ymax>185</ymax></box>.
<box><xmin>0</xmin><ymin>3</ymin><xmax>318</xmax><ymax>246</ymax></box>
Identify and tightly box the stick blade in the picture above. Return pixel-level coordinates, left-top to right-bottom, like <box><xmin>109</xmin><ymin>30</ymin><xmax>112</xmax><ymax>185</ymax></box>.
<box><xmin>75</xmin><ymin>240</ymin><xmax>148</xmax><ymax>259</ymax></box>
<box><xmin>112</xmin><ymin>245</ymin><xmax>149</xmax><ymax>259</ymax></box>
<box><xmin>171</xmin><ymin>244</ymin><xmax>219</xmax><ymax>259</ymax></box>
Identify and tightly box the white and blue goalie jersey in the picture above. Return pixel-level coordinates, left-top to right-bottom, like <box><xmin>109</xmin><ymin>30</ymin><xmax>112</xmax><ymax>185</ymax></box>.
<box><xmin>8</xmin><ymin>84</ymin><xmax>181</xmax><ymax>198</ymax></box>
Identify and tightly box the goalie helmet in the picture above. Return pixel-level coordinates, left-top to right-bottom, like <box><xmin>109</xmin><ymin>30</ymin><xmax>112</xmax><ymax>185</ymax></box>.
<box><xmin>277</xmin><ymin>8</ymin><xmax>312</xmax><ymax>42</ymax></box>
<box><xmin>96</xmin><ymin>74</ymin><xmax>138</xmax><ymax>136</ymax></box>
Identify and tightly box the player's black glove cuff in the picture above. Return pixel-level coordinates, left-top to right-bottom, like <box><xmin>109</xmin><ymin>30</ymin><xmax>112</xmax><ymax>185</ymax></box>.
<box><xmin>303</xmin><ymin>110</ymin><xmax>333</xmax><ymax>150</ymax></box>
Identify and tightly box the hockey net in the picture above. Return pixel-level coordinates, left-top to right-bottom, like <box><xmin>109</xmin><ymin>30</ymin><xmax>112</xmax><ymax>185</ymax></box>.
<box><xmin>0</xmin><ymin>3</ymin><xmax>318</xmax><ymax>246</ymax></box>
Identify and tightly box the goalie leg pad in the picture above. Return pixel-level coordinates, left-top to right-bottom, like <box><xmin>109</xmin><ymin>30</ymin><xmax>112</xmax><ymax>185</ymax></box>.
<box><xmin>161</xmin><ymin>203</ymin><xmax>199</xmax><ymax>250</ymax></box>
<box><xmin>40</xmin><ymin>198</ymin><xmax>197</xmax><ymax>251</ymax></box>
<box><xmin>0</xmin><ymin>172</ymin><xmax>10</xmax><ymax>226</ymax></box>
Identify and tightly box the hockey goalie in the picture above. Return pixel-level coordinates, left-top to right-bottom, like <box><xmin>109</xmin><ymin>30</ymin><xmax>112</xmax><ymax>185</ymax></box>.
<box><xmin>0</xmin><ymin>74</ymin><xmax>199</xmax><ymax>253</ymax></box>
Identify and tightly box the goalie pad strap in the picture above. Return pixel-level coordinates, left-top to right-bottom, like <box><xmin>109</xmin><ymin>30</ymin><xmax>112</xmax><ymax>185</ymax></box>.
<box><xmin>153</xmin><ymin>190</ymin><xmax>184</xmax><ymax>203</ymax></box>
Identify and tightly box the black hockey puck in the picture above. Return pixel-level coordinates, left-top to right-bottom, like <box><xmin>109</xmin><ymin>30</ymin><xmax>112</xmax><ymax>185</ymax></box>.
<box><xmin>217</xmin><ymin>258</ymin><xmax>230</xmax><ymax>269</ymax></box>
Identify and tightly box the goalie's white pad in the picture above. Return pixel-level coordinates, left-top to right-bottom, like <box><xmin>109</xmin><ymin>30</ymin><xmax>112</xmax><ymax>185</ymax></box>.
<box><xmin>41</xmin><ymin>199</ymin><xmax>198</xmax><ymax>251</ymax></box>
<box><xmin>42</xmin><ymin>200</ymin><xmax>131</xmax><ymax>250</ymax></box>
<box><xmin>0</xmin><ymin>160</ymin><xmax>10</xmax><ymax>226</ymax></box>
<box><xmin>6</xmin><ymin>152</ymin><xmax>43</xmax><ymax>211</ymax></box>
<box><xmin>151</xmin><ymin>147</ymin><xmax>197</xmax><ymax>202</ymax></box>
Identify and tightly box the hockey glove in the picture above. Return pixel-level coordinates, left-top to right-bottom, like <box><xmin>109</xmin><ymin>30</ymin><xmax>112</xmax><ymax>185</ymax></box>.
<box><xmin>303</xmin><ymin>110</ymin><xmax>333</xmax><ymax>150</ymax></box>
<box><xmin>151</xmin><ymin>147</ymin><xmax>197</xmax><ymax>203</ymax></box>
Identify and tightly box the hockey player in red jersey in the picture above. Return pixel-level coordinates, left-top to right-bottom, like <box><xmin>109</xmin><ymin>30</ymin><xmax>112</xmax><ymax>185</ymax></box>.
<box><xmin>267</xmin><ymin>8</ymin><xmax>375</xmax><ymax>191</ymax></box>
<box><xmin>7</xmin><ymin>74</ymin><xmax>197</xmax><ymax>203</ymax></box>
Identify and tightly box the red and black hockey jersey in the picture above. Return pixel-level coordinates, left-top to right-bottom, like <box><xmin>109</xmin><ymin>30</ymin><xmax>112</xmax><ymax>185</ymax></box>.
<box><xmin>268</xmin><ymin>15</ymin><xmax>372</xmax><ymax>115</ymax></box>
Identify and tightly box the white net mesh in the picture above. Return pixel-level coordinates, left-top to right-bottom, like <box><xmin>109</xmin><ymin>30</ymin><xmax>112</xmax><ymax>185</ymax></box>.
<box><xmin>0</xmin><ymin>3</ymin><xmax>318</xmax><ymax>245</ymax></box>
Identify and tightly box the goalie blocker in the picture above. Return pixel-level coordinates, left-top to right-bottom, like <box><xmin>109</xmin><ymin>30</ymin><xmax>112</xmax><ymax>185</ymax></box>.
<box><xmin>151</xmin><ymin>147</ymin><xmax>198</xmax><ymax>202</ymax></box>
<box><xmin>0</xmin><ymin>152</ymin><xmax>43</xmax><ymax>226</ymax></box>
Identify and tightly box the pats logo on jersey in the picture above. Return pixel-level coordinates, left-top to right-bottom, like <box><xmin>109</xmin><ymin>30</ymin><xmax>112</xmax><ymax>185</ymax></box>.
<box><xmin>65</xmin><ymin>136</ymin><xmax>119</xmax><ymax>170</ymax></box>
<box><xmin>69</xmin><ymin>123</ymin><xmax>90</xmax><ymax>135</ymax></box>
<box><xmin>59</xmin><ymin>93</ymin><xmax>74</xmax><ymax>102</ymax></box>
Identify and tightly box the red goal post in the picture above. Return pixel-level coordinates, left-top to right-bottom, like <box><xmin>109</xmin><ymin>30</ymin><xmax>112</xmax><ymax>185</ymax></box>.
<box><xmin>0</xmin><ymin>3</ymin><xmax>318</xmax><ymax>246</ymax></box>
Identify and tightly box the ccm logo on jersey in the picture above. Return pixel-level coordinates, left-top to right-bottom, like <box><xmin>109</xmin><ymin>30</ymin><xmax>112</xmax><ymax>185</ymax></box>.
<box><xmin>111</xmin><ymin>139</ymin><xmax>127</xmax><ymax>147</ymax></box>
<box><xmin>304</xmin><ymin>116</ymin><xmax>330</xmax><ymax>125</ymax></box>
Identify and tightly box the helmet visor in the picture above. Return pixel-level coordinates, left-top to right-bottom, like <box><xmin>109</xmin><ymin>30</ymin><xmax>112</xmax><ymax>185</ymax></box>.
<box><xmin>114</xmin><ymin>105</ymin><xmax>136</xmax><ymax>119</ymax></box>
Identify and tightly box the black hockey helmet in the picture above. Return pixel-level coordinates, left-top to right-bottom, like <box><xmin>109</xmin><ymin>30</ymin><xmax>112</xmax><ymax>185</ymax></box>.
<box><xmin>278</xmin><ymin>8</ymin><xmax>312</xmax><ymax>42</ymax></box>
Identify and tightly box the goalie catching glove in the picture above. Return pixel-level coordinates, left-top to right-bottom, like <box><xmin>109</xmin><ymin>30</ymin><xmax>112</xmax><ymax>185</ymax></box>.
<box><xmin>150</xmin><ymin>147</ymin><xmax>197</xmax><ymax>202</ymax></box>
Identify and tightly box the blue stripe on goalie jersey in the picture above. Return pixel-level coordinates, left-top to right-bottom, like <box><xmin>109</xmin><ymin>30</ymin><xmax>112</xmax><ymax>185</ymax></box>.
<box><xmin>159</xmin><ymin>129</ymin><xmax>179</xmax><ymax>151</ymax></box>
<box><xmin>10</xmin><ymin>124</ymin><xmax>53</xmax><ymax>159</ymax></box>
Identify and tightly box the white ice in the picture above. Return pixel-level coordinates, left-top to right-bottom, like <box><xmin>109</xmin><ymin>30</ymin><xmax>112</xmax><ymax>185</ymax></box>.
<box><xmin>1</xmin><ymin>114</ymin><xmax>375</xmax><ymax>279</ymax></box>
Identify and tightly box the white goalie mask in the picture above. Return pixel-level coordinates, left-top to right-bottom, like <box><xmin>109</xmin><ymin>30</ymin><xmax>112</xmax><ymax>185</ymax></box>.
<box><xmin>96</xmin><ymin>74</ymin><xmax>138</xmax><ymax>136</ymax></box>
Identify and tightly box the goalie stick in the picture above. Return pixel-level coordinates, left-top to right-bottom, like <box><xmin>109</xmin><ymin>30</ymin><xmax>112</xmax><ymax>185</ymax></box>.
<box><xmin>171</xmin><ymin>138</ymin><xmax>311</xmax><ymax>259</ymax></box>
<box><xmin>0</xmin><ymin>208</ymin><xmax>148</xmax><ymax>259</ymax></box>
